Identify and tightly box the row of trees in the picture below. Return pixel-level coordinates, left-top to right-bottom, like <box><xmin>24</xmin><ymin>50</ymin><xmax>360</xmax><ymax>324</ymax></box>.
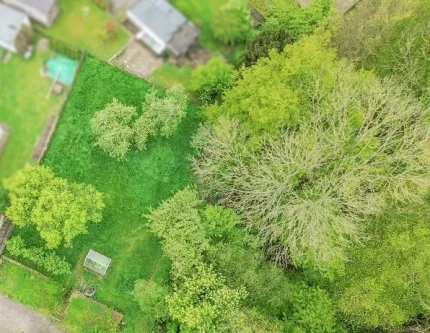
<box><xmin>134</xmin><ymin>187</ymin><xmax>343</xmax><ymax>332</ymax></box>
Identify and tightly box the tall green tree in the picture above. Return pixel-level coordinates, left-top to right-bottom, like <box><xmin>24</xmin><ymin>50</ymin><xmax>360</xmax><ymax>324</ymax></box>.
<box><xmin>242</xmin><ymin>27</ymin><xmax>293</xmax><ymax>67</ymax></box>
<box><xmin>167</xmin><ymin>264</ymin><xmax>246</xmax><ymax>333</ymax></box>
<box><xmin>191</xmin><ymin>58</ymin><xmax>235</xmax><ymax>104</ymax></box>
<box><xmin>145</xmin><ymin>187</ymin><xmax>207</xmax><ymax>278</ymax></box>
<box><xmin>212</xmin><ymin>0</ymin><xmax>253</xmax><ymax>44</ymax></box>
<box><xmin>205</xmin><ymin>35</ymin><xmax>337</xmax><ymax>137</ymax></box>
<box><xmin>134</xmin><ymin>86</ymin><xmax>188</xmax><ymax>150</ymax></box>
<box><xmin>133</xmin><ymin>279</ymin><xmax>169</xmax><ymax>326</ymax></box>
<box><xmin>91</xmin><ymin>98</ymin><xmax>137</xmax><ymax>160</ymax></box>
<box><xmin>4</xmin><ymin>165</ymin><xmax>104</xmax><ymax>249</ymax></box>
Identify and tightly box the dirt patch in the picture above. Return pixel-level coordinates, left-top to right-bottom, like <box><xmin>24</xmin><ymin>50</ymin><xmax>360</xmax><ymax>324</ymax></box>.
<box><xmin>111</xmin><ymin>39</ymin><xmax>163</xmax><ymax>78</ymax></box>
<box><xmin>0</xmin><ymin>294</ymin><xmax>64</xmax><ymax>333</ymax></box>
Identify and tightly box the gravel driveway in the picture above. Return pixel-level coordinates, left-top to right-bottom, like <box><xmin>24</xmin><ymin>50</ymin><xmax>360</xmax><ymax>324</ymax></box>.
<box><xmin>0</xmin><ymin>295</ymin><xmax>64</xmax><ymax>333</ymax></box>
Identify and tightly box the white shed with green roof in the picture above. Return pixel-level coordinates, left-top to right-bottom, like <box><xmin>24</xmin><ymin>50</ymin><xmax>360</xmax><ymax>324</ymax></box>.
<box><xmin>84</xmin><ymin>249</ymin><xmax>112</xmax><ymax>276</ymax></box>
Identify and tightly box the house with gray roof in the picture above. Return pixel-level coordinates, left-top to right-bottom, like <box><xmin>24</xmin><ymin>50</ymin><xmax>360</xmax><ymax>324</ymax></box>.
<box><xmin>0</xmin><ymin>3</ymin><xmax>31</xmax><ymax>53</ymax></box>
<box><xmin>4</xmin><ymin>0</ymin><xmax>60</xmax><ymax>27</ymax></box>
<box><xmin>127</xmin><ymin>0</ymin><xmax>199</xmax><ymax>55</ymax></box>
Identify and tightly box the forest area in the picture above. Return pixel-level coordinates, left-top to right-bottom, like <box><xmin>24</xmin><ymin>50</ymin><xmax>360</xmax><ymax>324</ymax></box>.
<box><xmin>146</xmin><ymin>0</ymin><xmax>430</xmax><ymax>331</ymax></box>
<box><xmin>2</xmin><ymin>0</ymin><xmax>430</xmax><ymax>332</ymax></box>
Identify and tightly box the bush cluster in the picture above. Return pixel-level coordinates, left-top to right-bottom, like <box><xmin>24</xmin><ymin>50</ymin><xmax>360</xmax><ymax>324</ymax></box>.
<box><xmin>7</xmin><ymin>236</ymin><xmax>71</xmax><ymax>276</ymax></box>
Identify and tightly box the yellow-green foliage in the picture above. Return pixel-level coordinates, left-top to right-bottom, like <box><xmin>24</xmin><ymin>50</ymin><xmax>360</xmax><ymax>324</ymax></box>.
<box><xmin>4</xmin><ymin>165</ymin><xmax>104</xmax><ymax>249</ymax></box>
<box><xmin>336</xmin><ymin>206</ymin><xmax>430</xmax><ymax>329</ymax></box>
<box><xmin>167</xmin><ymin>264</ymin><xmax>247</xmax><ymax>332</ymax></box>
<box><xmin>206</xmin><ymin>34</ymin><xmax>337</xmax><ymax>138</ymax></box>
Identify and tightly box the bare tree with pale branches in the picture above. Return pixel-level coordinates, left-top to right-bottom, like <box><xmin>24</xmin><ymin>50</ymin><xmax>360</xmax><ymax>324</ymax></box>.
<box><xmin>192</xmin><ymin>62</ymin><xmax>430</xmax><ymax>270</ymax></box>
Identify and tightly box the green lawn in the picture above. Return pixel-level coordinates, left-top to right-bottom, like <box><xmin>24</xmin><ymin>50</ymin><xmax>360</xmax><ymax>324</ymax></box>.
<box><xmin>171</xmin><ymin>0</ymin><xmax>227</xmax><ymax>52</ymax></box>
<box><xmin>47</xmin><ymin>0</ymin><xmax>130</xmax><ymax>60</ymax></box>
<box><xmin>62</xmin><ymin>295</ymin><xmax>121</xmax><ymax>333</ymax></box>
<box><xmin>0</xmin><ymin>50</ymin><xmax>63</xmax><ymax>181</ymax></box>
<box><xmin>11</xmin><ymin>56</ymin><xmax>200</xmax><ymax>332</ymax></box>
<box><xmin>150</xmin><ymin>63</ymin><xmax>194</xmax><ymax>89</ymax></box>
<box><xmin>0</xmin><ymin>260</ymin><xmax>64</xmax><ymax>315</ymax></box>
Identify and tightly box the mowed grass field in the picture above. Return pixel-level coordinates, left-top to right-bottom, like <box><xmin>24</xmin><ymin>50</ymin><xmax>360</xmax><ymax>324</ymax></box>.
<box><xmin>0</xmin><ymin>50</ymin><xmax>63</xmax><ymax>180</ymax></box>
<box><xmin>47</xmin><ymin>0</ymin><xmax>130</xmax><ymax>60</ymax></box>
<box><xmin>10</xmin><ymin>57</ymin><xmax>200</xmax><ymax>332</ymax></box>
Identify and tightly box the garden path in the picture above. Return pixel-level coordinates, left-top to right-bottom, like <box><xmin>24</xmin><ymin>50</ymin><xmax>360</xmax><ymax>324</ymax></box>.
<box><xmin>0</xmin><ymin>294</ymin><xmax>64</xmax><ymax>333</ymax></box>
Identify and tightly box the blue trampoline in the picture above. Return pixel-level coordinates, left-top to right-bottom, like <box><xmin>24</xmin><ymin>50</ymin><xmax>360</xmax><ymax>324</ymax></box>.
<box><xmin>46</xmin><ymin>55</ymin><xmax>78</xmax><ymax>86</ymax></box>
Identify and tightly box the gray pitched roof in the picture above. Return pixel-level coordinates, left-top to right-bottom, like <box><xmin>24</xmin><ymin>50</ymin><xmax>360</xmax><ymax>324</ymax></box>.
<box><xmin>0</xmin><ymin>3</ymin><xmax>29</xmax><ymax>50</ymax></box>
<box><xmin>129</xmin><ymin>0</ymin><xmax>187</xmax><ymax>43</ymax></box>
<box><xmin>167</xmin><ymin>21</ymin><xmax>199</xmax><ymax>55</ymax></box>
<box><xmin>10</xmin><ymin>0</ymin><xmax>56</xmax><ymax>14</ymax></box>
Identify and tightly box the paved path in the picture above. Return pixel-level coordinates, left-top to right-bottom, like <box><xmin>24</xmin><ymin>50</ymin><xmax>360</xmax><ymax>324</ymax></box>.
<box><xmin>0</xmin><ymin>295</ymin><xmax>64</xmax><ymax>333</ymax></box>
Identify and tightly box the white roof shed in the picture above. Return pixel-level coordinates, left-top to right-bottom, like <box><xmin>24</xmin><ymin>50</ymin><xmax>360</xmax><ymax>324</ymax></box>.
<box><xmin>84</xmin><ymin>249</ymin><xmax>112</xmax><ymax>276</ymax></box>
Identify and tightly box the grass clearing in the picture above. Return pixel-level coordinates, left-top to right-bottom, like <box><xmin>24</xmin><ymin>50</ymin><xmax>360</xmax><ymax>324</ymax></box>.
<box><xmin>11</xmin><ymin>56</ymin><xmax>200</xmax><ymax>332</ymax></box>
<box><xmin>0</xmin><ymin>49</ymin><xmax>63</xmax><ymax>180</ymax></box>
<box><xmin>0</xmin><ymin>260</ymin><xmax>64</xmax><ymax>314</ymax></box>
<box><xmin>47</xmin><ymin>0</ymin><xmax>130</xmax><ymax>60</ymax></box>
<box><xmin>150</xmin><ymin>63</ymin><xmax>194</xmax><ymax>89</ymax></box>
<box><xmin>61</xmin><ymin>294</ymin><xmax>121</xmax><ymax>333</ymax></box>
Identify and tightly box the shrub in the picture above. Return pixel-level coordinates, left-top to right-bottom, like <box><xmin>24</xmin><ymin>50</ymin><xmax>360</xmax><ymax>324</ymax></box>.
<box><xmin>242</xmin><ymin>28</ymin><xmax>293</xmax><ymax>66</ymax></box>
<box><xmin>191</xmin><ymin>58</ymin><xmax>235</xmax><ymax>104</ymax></box>
<box><xmin>7</xmin><ymin>236</ymin><xmax>71</xmax><ymax>276</ymax></box>
<box><xmin>212</xmin><ymin>0</ymin><xmax>253</xmax><ymax>44</ymax></box>
<box><xmin>284</xmin><ymin>284</ymin><xmax>338</xmax><ymax>333</ymax></box>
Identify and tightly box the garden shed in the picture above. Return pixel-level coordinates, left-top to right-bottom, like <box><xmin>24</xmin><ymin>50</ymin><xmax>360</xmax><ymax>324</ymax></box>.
<box><xmin>84</xmin><ymin>249</ymin><xmax>112</xmax><ymax>276</ymax></box>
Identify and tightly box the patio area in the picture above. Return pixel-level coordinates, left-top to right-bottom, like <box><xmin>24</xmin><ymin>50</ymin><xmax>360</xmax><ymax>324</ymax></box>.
<box><xmin>111</xmin><ymin>39</ymin><xmax>163</xmax><ymax>78</ymax></box>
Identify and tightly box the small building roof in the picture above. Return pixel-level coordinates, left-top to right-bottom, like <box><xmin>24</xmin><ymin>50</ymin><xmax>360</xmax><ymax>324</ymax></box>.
<box><xmin>8</xmin><ymin>0</ymin><xmax>57</xmax><ymax>15</ymax></box>
<box><xmin>86</xmin><ymin>249</ymin><xmax>112</xmax><ymax>268</ymax></box>
<box><xmin>0</xmin><ymin>3</ymin><xmax>29</xmax><ymax>52</ymax></box>
<box><xmin>167</xmin><ymin>21</ymin><xmax>199</xmax><ymax>55</ymax></box>
<box><xmin>129</xmin><ymin>0</ymin><xmax>187</xmax><ymax>43</ymax></box>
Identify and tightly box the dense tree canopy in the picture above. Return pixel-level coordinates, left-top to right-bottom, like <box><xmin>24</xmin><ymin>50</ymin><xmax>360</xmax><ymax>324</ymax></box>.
<box><xmin>167</xmin><ymin>264</ymin><xmax>246</xmax><ymax>333</ymax></box>
<box><xmin>193</xmin><ymin>35</ymin><xmax>430</xmax><ymax>270</ymax></box>
<box><xmin>241</xmin><ymin>27</ymin><xmax>293</xmax><ymax>67</ymax></box>
<box><xmin>212</xmin><ymin>0</ymin><xmax>253</xmax><ymax>44</ymax></box>
<box><xmin>205</xmin><ymin>35</ymin><xmax>338</xmax><ymax>137</ymax></box>
<box><xmin>191</xmin><ymin>58</ymin><xmax>235</xmax><ymax>104</ymax></box>
<box><xmin>4</xmin><ymin>165</ymin><xmax>104</xmax><ymax>248</ymax></box>
<box><xmin>262</xmin><ymin>0</ymin><xmax>332</xmax><ymax>41</ymax></box>
<box><xmin>335</xmin><ymin>206</ymin><xmax>430</xmax><ymax>329</ymax></box>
